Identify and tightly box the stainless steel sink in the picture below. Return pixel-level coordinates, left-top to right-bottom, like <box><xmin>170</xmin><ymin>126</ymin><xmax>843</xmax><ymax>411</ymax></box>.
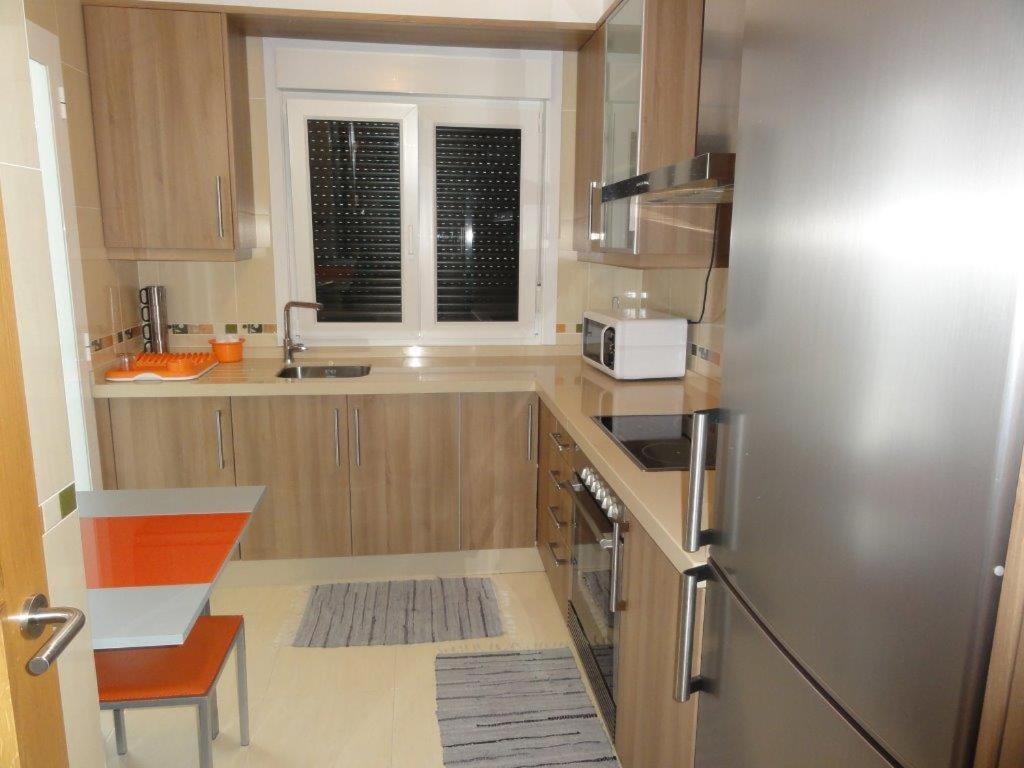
<box><xmin>276</xmin><ymin>365</ymin><xmax>371</xmax><ymax>379</ymax></box>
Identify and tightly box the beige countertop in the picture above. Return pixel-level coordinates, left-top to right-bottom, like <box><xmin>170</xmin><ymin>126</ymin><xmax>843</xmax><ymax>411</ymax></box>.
<box><xmin>93</xmin><ymin>355</ymin><xmax>719</xmax><ymax>573</ymax></box>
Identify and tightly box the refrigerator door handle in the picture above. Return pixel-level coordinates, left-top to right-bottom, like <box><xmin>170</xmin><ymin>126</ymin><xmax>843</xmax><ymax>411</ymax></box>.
<box><xmin>686</xmin><ymin>408</ymin><xmax>722</xmax><ymax>552</ymax></box>
<box><xmin>675</xmin><ymin>564</ymin><xmax>713</xmax><ymax>702</ymax></box>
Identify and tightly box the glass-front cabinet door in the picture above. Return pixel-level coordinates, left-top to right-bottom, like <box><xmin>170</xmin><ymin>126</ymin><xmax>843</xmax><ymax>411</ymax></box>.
<box><xmin>600</xmin><ymin>0</ymin><xmax>643</xmax><ymax>252</ymax></box>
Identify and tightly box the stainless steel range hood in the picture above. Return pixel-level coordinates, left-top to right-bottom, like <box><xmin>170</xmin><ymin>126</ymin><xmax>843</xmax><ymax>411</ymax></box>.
<box><xmin>602</xmin><ymin>0</ymin><xmax>743</xmax><ymax>206</ymax></box>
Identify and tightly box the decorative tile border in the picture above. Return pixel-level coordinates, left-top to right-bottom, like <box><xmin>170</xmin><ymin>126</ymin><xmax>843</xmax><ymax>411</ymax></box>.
<box><xmin>88</xmin><ymin>324</ymin><xmax>144</xmax><ymax>353</ymax></box>
<box><xmin>689</xmin><ymin>342</ymin><xmax>721</xmax><ymax>367</ymax></box>
<box><xmin>169</xmin><ymin>323</ymin><xmax>277</xmax><ymax>336</ymax></box>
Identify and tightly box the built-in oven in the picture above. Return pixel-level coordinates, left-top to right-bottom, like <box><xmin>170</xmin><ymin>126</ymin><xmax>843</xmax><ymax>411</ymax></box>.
<box><xmin>566</xmin><ymin>455</ymin><xmax>627</xmax><ymax>737</ymax></box>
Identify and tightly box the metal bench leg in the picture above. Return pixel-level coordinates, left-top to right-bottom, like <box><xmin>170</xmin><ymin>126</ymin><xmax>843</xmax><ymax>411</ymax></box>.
<box><xmin>112</xmin><ymin>709</ymin><xmax>127</xmax><ymax>756</ymax></box>
<box><xmin>197</xmin><ymin>698</ymin><xmax>214</xmax><ymax>768</ymax></box>
<box><xmin>211</xmin><ymin>688</ymin><xmax>220</xmax><ymax>739</ymax></box>
<box><xmin>236</xmin><ymin>623</ymin><xmax>250</xmax><ymax>747</ymax></box>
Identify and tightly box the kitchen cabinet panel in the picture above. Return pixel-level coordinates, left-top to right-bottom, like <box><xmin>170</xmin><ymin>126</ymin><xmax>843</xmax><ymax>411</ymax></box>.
<box><xmin>84</xmin><ymin>6</ymin><xmax>253</xmax><ymax>255</ymax></box>
<box><xmin>232</xmin><ymin>396</ymin><xmax>352</xmax><ymax>559</ymax></box>
<box><xmin>616</xmin><ymin>517</ymin><xmax>701</xmax><ymax>768</ymax></box>
<box><xmin>572</xmin><ymin>26</ymin><xmax>606</xmax><ymax>254</ymax></box>
<box><xmin>108</xmin><ymin>397</ymin><xmax>235</xmax><ymax>488</ymax></box>
<box><xmin>460</xmin><ymin>393</ymin><xmax>538</xmax><ymax>550</ymax></box>
<box><xmin>348</xmin><ymin>394</ymin><xmax>459</xmax><ymax>555</ymax></box>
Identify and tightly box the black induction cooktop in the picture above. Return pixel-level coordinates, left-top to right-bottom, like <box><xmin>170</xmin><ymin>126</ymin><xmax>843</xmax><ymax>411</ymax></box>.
<box><xmin>592</xmin><ymin>414</ymin><xmax>718</xmax><ymax>472</ymax></box>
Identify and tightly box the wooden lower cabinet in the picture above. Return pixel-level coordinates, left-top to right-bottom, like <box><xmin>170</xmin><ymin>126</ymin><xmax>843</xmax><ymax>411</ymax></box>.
<box><xmin>616</xmin><ymin>520</ymin><xmax>702</xmax><ymax>768</ymax></box>
<box><xmin>107</xmin><ymin>397</ymin><xmax>235</xmax><ymax>488</ymax></box>
<box><xmin>536</xmin><ymin>401</ymin><xmax>574</xmax><ymax>613</ymax></box>
<box><xmin>460</xmin><ymin>392</ymin><xmax>538</xmax><ymax>550</ymax></box>
<box><xmin>348</xmin><ymin>394</ymin><xmax>460</xmax><ymax>555</ymax></box>
<box><xmin>232</xmin><ymin>396</ymin><xmax>351</xmax><ymax>559</ymax></box>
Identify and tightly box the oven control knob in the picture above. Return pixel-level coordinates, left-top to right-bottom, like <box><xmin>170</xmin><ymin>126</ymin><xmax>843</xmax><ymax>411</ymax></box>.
<box><xmin>600</xmin><ymin>494</ymin><xmax>617</xmax><ymax>511</ymax></box>
<box><xmin>606</xmin><ymin>502</ymin><xmax>624</xmax><ymax>521</ymax></box>
<box><xmin>594</xmin><ymin>486</ymin><xmax>609</xmax><ymax>502</ymax></box>
<box><xmin>580</xmin><ymin>467</ymin><xmax>594</xmax><ymax>483</ymax></box>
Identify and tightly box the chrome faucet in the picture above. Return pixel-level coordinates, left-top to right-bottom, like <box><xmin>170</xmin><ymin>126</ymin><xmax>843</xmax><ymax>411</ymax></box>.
<box><xmin>282</xmin><ymin>301</ymin><xmax>323</xmax><ymax>366</ymax></box>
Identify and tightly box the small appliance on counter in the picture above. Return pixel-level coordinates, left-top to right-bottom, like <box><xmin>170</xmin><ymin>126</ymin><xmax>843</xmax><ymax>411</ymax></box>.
<box><xmin>582</xmin><ymin>308</ymin><xmax>688</xmax><ymax>380</ymax></box>
<box><xmin>139</xmin><ymin>285</ymin><xmax>169</xmax><ymax>353</ymax></box>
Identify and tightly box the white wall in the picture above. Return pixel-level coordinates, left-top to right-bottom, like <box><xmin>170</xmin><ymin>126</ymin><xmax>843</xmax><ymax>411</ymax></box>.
<box><xmin>142</xmin><ymin>0</ymin><xmax>614</xmax><ymax>23</ymax></box>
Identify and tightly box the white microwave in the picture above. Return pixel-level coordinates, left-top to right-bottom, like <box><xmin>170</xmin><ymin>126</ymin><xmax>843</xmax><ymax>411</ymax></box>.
<box><xmin>582</xmin><ymin>309</ymin><xmax>689</xmax><ymax>380</ymax></box>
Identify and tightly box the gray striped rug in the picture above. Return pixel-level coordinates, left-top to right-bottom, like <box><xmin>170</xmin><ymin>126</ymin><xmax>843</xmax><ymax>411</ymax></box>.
<box><xmin>435</xmin><ymin>649</ymin><xmax>619</xmax><ymax>767</ymax></box>
<box><xmin>293</xmin><ymin>577</ymin><xmax>503</xmax><ymax>647</ymax></box>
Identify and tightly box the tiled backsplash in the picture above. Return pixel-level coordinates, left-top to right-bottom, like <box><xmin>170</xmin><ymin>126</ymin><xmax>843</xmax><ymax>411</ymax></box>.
<box><xmin>643</xmin><ymin>267</ymin><xmax>727</xmax><ymax>381</ymax></box>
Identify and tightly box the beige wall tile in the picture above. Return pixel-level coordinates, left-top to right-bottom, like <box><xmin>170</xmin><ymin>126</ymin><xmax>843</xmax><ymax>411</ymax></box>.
<box><xmin>558</xmin><ymin>108</ymin><xmax>576</xmax><ymax>250</ymax></box>
<box><xmin>61</xmin><ymin>63</ymin><xmax>101</xmax><ymax>209</ymax></box>
<box><xmin>250</xmin><ymin>97</ymin><xmax>270</xmax><ymax>215</ymax></box>
<box><xmin>0</xmin><ymin>164</ymin><xmax>75</xmax><ymax>503</ymax></box>
<box><xmin>24</xmin><ymin>0</ymin><xmax>58</xmax><ymax>35</ymax></box>
<box><xmin>586</xmin><ymin>261</ymin><xmax>642</xmax><ymax>312</ymax></box>
<box><xmin>42</xmin><ymin>511</ymin><xmax>105</xmax><ymax>768</ymax></box>
<box><xmin>157</xmin><ymin>260</ymin><xmax>239</xmax><ymax>324</ymax></box>
<box><xmin>641</xmin><ymin>268</ymin><xmax>672</xmax><ymax>313</ymax></box>
<box><xmin>113</xmin><ymin>258</ymin><xmax>140</xmax><ymax>330</ymax></box>
<box><xmin>0</xmin><ymin>0</ymin><xmax>41</xmax><ymax>169</ymax></box>
<box><xmin>80</xmin><ymin>253</ymin><xmax>121</xmax><ymax>338</ymax></box>
<box><xmin>246</xmin><ymin>35</ymin><xmax>264</xmax><ymax>99</ymax></box>
<box><xmin>54</xmin><ymin>0</ymin><xmax>87</xmax><ymax>72</ymax></box>
<box><xmin>555</xmin><ymin>256</ymin><xmax>586</xmax><ymax>328</ymax></box>
<box><xmin>235</xmin><ymin>245</ymin><xmax>277</xmax><ymax>323</ymax></box>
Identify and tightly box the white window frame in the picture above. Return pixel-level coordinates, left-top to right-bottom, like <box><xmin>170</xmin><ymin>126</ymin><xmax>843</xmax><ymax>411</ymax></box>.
<box><xmin>286</xmin><ymin>98</ymin><xmax>420</xmax><ymax>343</ymax></box>
<box><xmin>416</xmin><ymin>100</ymin><xmax>543</xmax><ymax>342</ymax></box>
<box><xmin>264</xmin><ymin>39</ymin><xmax>565</xmax><ymax>347</ymax></box>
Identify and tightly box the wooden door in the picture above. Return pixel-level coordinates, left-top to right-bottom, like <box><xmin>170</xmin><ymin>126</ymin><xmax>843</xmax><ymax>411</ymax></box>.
<box><xmin>348</xmin><ymin>394</ymin><xmax>459</xmax><ymax>555</ymax></box>
<box><xmin>572</xmin><ymin>25</ymin><xmax>606</xmax><ymax>253</ymax></box>
<box><xmin>460</xmin><ymin>393</ymin><xmax>538</xmax><ymax>550</ymax></box>
<box><xmin>0</xmin><ymin>200</ymin><xmax>69</xmax><ymax>765</ymax></box>
<box><xmin>84</xmin><ymin>6</ymin><xmax>235</xmax><ymax>249</ymax></box>
<box><xmin>615</xmin><ymin>520</ymin><xmax>700</xmax><ymax>768</ymax></box>
<box><xmin>232</xmin><ymin>396</ymin><xmax>352</xmax><ymax>559</ymax></box>
<box><xmin>108</xmin><ymin>397</ymin><xmax>235</xmax><ymax>488</ymax></box>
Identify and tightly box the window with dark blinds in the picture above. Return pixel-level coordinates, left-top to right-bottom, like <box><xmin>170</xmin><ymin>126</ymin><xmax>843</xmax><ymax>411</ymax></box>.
<box><xmin>307</xmin><ymin>119</ymin><xmax>402</xmax><ymax>323</ymax></box>
<box><xmin>435</xmin><ymin>126</ymin><xmax>521</xmax><ymax>323</ymax></box>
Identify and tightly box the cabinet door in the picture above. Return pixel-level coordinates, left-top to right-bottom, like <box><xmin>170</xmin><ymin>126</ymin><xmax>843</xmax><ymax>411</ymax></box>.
<box><xmin>232</xmin><ymin>396</ymin><xmax>351</xmax><ymax>560</ymax></box>
<box><xmin>616</xmin><ymin>520</ymin><xmax>701</xmax><ymax>768</ymax></box>
<box><xmin>108</xmin><ymin>397</ymin><xmax>235</xmax><ymax>488</ymax></box>
<box><xmin>84</xmin><ymin>6</ymin><xmax>235</xmax><ymax>250</ymax></box>
<box><xmin>460</xmin><ymin>393</ymin><xmax>538</xmax><ymax>550</ymax></box>
<box><xmin>348</xmin><ymin>394</ymin><xmax>459</xmax><ymax>555</ymax></box>
<box><xmin>635</xmin><ymin>0</ymin><xmax>720</xmax><ymax>262</ymax></box>
<box><xmin>572</xmin><ymin>25</ymin><xmax>606</xmax><ymax>253</ymax></box>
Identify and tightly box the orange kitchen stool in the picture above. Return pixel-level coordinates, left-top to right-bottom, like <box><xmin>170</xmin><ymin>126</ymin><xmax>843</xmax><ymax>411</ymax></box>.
<box><xmin>94</xmin><ymin>615</ymin><xmax>249</xmax><ymax>768</ymax></box>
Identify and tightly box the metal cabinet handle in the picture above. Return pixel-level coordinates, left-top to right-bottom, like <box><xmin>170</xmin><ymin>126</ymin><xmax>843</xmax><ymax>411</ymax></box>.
<box><xmin>675</xmin><ymin>564</ymin><xmax>712</xmax><ymax>702</ymax></box>
<box><xmin>685</xmin><ymin>409</ymin><xmax>721</xmax><ymax>552</ymax></box>
<box><xmin>214</xmin><ymin>409</ymin><xmax>225</xmax><ymax>470</ymax></box>
<box><xmin>333</xmin><ymin>408</ymin><xmax>341</xmax><ymax>467</ymax></box>
<box><xmin>215</xmin><ymin>176</ymin><xmax>225</xmax><ymax>238</ymax></box>
<box><xmin>587</xmin><ymin>180</ymin><xmax>602</xmax><ymax>242</ymax></box>
<box><xmin>548</xmin><ymin>431</ymin><xmax>571</xmax><ymax>452</ymax></box>
<box><xmin>547</xmin><ymin>504</ymin><xmax>566</xmax><ymax>530</ymax></box>
<box><xmin>353</xmin><ymin>407</ymin><xmax>361</xmax><ymax>467</ymax></box>
<box><xmin>547</xmin><ymin>542</ymin><xmax>567</xmax><ymax>567</ymax></box>
<box><xmin>549</xmin><ymin>469</ymin><xmax>565</xmax><ymax>493</ymax></box>
<box><xmin>526</xmin><ymin>403</ymin><xmax>534</xmax><ymax>462</ymax></box>
<box><xmin>608</xmin><ymin>520</ymin><xmax>624</xmax><ymax>614</ymax></box>
<box><xmin>19</xmin><ymin>594</ymin><xmax>85</xmax><ymax>676</ymax></box>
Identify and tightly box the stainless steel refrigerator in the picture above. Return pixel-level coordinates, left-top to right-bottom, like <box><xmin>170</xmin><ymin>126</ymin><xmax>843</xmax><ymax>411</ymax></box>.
<box><xmin>690</xmin><ymin>1</ymin><xmax>1024</xmax><ymax>766</ymax></box>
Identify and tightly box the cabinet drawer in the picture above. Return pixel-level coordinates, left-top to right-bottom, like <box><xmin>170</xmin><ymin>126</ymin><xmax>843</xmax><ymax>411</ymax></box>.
<box><xmin>539</xmin><ymin>530</ymin><xmax>571</xmax><ymax>612</ymax></box>
<box><xmin>541</xmin><ymin>481</ymin><xmax>573</xmax><ymax>551</ymax></box>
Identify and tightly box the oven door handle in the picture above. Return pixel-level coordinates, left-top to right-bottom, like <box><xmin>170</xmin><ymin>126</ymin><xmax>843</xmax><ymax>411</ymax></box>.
<box><xmin>569</xmin><ymin>481</ymin><xmax>627</xmax><ymax>614</ymax></box>
<box><xmin>608</xmin><ymin>520</ymin><xmax>624</xmax><ymax>614</ymax></box>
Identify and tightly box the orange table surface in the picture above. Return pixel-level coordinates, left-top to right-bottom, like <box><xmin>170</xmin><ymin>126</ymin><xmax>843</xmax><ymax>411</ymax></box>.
<box><xmin>81</xmin><ymin>513</ymin><xmax>249</xmax><ymax>589</ymax></box>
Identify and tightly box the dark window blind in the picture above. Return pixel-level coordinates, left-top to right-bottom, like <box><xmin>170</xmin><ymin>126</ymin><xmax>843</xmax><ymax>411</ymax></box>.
<box><xmin>435</xmin><ymin>126</ymin><xmax>522</xmax><ymax>323</ymax></box>
<box><xmin>307</xmin><ymin>119</ymin><xmax>402</xmax><ymax>323</ymax></box>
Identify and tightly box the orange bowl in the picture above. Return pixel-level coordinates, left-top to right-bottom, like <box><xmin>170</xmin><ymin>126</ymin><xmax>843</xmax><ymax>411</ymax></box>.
<box><xmin>208</xmin><ymin>338</ymin><xmax>245</xmax><ymax>363</ymax></box>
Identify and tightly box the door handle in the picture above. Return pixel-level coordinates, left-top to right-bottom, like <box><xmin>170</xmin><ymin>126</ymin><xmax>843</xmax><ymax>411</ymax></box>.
<box><xmin>675</xmin><ymin>565</ymin><xmax>712</xmax><ymax>702</ymax></box>
<box><xmin>214</xmin><ymin>409</ymin><xmax>226</xmax><ymax>470</ymax></box>
<box><xmin>685</xmin><ymin>409</ymin><xmax>721</xmax><ymax>552</ymax></box>
<box><xmin>215</xmin><ymin>176</ymin><xmax>225</xmax><ymax>238</ymax></box>
<box><xmin>19</xmin><ymin>594</ymin><xmax>85</xmax><ymax>676</ymax></box>
<box><xmin>353</xmin><ymin>407</ymin><xmax>362</xmax><ymax>467</ymax></box>
<box><xmin>588</xmin><ymin>180</ymin><xmax>602</xmax><ymax>242</ymax></box>
<box><xmin>333</xmin><ymin>408</ymin><xmax>342</xmax><ymax>467</ymax></box>
<box><xmin>526</xmin><ymin>403</ymin><xmax>534</xmax><ymax>462</ymax></box>
<box><xmin>548</xmin><ymin>431</ymin><xmax>571</xmax><ymax>452</ymax></box>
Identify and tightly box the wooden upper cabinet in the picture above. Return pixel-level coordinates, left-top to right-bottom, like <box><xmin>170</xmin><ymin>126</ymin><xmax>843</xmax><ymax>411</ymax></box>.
<box><xmin>348</xmin><ymin>394</ymin><xmax>460</xmax><ymax>556</ymax></box>
<box><xmin>232</xmin><ymin>396</ymin><xmax>352</xmax><ymax>560</ymax></box>
<box><xmin>572</xmin><ymin>25</ymin><xmax>606</xmax><ymax>254</ymax></box>
<box><xmin>615</xmin><ymin>519</ymin><xmax>701</xmax><ymax>768</ymax></box>
<box><xmin>107</xmin><ymin>397</ymin><xmax>235</xmax><ymax>488</ymax></box>
<box><xmin>460</xmin><ymin>393</ymin><xmax>538</xmax><ymax>550</ymax></box>
<box><xmin>83</xmin><ymin>6</ymin><xmax>254</xmax><ymax>256</ymax></box>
